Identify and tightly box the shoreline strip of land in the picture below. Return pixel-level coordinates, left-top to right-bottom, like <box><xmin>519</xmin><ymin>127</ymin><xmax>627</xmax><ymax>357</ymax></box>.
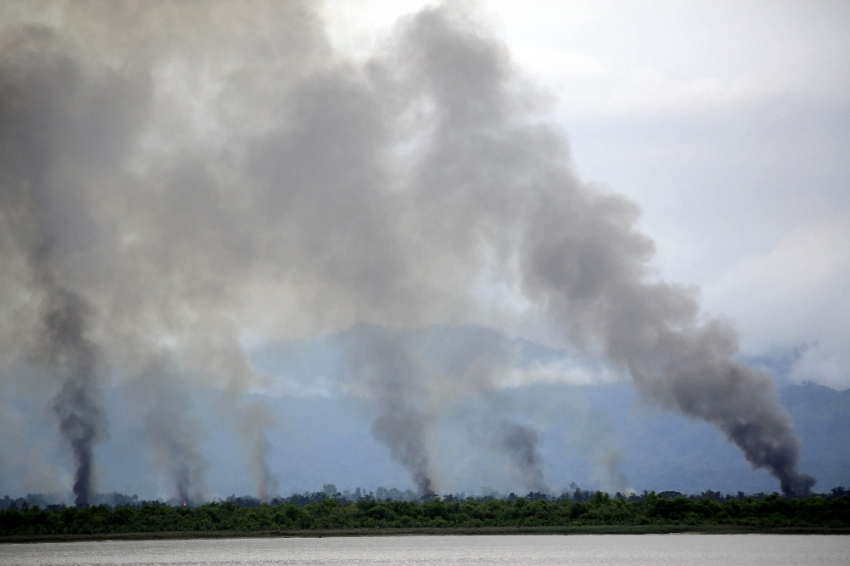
<box><xmin>4</xmin><ymin>525</ymin><xmax>850</xmax><ymax>544</ymax></box>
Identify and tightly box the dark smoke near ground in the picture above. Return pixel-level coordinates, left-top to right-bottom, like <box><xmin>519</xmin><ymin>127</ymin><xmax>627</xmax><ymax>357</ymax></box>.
<box><xmin>0</xmin><ymin>1</ymin><xmax>815</xmax><ymax>498</ymax></box>
<box><xmin>495</xmin><ymin>422</ymin><xmax>548</xmax><ymax>494</ymax></box>
<box><xmin>45</xmin><ymin>286</ymin><xmax>106</xmax><ymax>507</ymax></box>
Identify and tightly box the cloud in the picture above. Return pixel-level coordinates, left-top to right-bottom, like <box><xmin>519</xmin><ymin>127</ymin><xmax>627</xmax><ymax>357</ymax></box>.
<box><xmin>704</xmin><ymin>216</ymin><xmax>850</xmax><ymax>386</ymax></box>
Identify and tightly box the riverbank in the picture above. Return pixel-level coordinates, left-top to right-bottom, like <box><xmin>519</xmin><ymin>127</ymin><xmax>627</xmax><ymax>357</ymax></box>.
<box><xmin>4</xmin><ymin>524</ymin><xmax>850</xmax><ymax>543</ymax></box>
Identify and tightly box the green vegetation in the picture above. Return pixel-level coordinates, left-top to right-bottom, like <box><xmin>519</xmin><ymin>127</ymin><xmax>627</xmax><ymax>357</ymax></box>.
<box><xmin>2</xmin><ymin>491</ymin><xmax>848</xmax><ymax>538</ymax></box>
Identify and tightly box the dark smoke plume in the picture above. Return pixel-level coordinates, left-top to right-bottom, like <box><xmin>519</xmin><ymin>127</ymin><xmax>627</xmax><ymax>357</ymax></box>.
<box><xmin>44</xmin><ymin>286</ymin><xmax>106</xmax><ymax>507</ymax></box>
<box><xmin>0</xmin><ymin>28</ymin><xmax>116</xmax><ymax>506</ymax></box>
<box><xmin>626</xmin><ymin>326</ymin><xmax>817</xmax><ymax>496</ymax></box>
<box><xmin>386</xmin><ymin>7</ymin><xmax>814</xmax><ymax>495</ymax></box>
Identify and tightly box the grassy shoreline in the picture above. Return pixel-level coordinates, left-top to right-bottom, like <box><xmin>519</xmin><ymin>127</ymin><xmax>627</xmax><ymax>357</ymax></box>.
<box><xmin>4</xmin><ymin>524</ymin><xmax>850</xmax><ymax>543</ymax></box>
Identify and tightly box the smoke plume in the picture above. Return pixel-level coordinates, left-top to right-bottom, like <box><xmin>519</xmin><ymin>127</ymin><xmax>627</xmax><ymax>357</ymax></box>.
<box><xmin>342</xmin><ymin>327</ymin><xmax>438</xmax><ymax>496</ymax></box>
<box><xmin>135</xmin><ymin>359</ymin><xmax>208</xmax><ymax>504</ymax></box>
<box><xmin>238</xmin><ymin>399</ymin><xmax>279</xmax><ymax>501</ymax></box>
<box><xmin>0</xmin><ymin>1</ymin><xmax>815</xmax><ymax>498</ymax></box>
<box><xmin>45</xmin><ymin>286</ymin><xmax>106</xmax><ymax>507</ymax></box>
<box><xmin>0</xmin><ymin>26</ymin><xmax>115</xmax><ymax>505</ymax></box>
<box><xmin>494</xmin><ymin>422</ymin><xmax>548</xmax><ymax>494</ymax></box>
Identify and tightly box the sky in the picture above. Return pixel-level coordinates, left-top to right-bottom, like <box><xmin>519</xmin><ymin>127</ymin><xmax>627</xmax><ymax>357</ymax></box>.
<box><xmin>0</xmin><ymin>0</ymin><xmax>847</xmax><ymax>502</ymax></box>
<box><xmin>320</xmin><ymin>0</ymin><xmax>850</xmax><ymax>389</ymax></box>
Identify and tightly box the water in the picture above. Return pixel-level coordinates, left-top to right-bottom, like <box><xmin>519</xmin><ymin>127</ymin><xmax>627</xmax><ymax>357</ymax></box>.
<box><xmin>1</xmin><ymin>535</ymin><xmax>848</xmax><ymax>565</ymax></box>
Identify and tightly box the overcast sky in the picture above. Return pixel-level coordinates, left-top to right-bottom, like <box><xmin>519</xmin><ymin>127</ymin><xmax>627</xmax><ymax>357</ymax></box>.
<box><xmin>320</xmin><ymin>0</ymin><xmax>850</xmax><ymax>388</ymax></box>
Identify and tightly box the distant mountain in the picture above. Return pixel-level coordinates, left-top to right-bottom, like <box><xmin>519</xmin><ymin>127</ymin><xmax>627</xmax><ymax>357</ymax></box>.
<box><xmin>3</xmin><ymin>378</ymin><xmax>847</xmax><ymax>500</ymax></box>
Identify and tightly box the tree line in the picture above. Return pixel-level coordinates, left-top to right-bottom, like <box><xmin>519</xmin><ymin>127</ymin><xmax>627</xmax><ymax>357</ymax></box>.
<box><xmin>2</xmin><ymin>489</ymin><xmax>848</xmax><ymax>535</ymax></box>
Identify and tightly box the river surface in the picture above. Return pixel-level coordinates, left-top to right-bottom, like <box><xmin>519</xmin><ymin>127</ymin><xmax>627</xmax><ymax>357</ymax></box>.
<box><xmin>2</xmin><ymin>534</ymin><xmax>849</xmax><ymax>565</ymax></box>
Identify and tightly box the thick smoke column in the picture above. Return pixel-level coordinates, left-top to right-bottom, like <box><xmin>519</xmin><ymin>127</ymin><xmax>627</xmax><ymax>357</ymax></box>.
<box><xmin>44</xmin><ymin>286</ymin><xmax>106</xmax><ymax>507</ymax></box>
<box><xmin>388</xmin><ymin>6</ymin><xmax>815</xmax><ymax>496</ymax></box>
<box><xmin>519</xmin><ymin>186</ymin><xmax>817</xmax><ymax>494</ymax></box>
<box><xmin>0</xmin><ymin>27</ymin><xmax>116</xmax><ymax>506</ymax></box>
<box><xmin>628</xmin><ymin>327</ymin><xmax>816</xmax><ymax>496</ymax></box>
<box><xmin>342</xmin><ymin>327</ymin><xmax>438</xmax><ymax>496</ymax></box>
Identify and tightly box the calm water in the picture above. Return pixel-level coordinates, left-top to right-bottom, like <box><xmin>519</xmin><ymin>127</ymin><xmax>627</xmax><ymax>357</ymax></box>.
<box><xmin>2</xmin><ymin>535</ymin><xmax>848</xmax><ymax>565</ymax></box>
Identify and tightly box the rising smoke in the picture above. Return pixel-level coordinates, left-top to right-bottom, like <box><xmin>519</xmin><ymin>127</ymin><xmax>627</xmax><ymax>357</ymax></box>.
<box><xmin>341</xmin><ymin>326</ymin><xmax>439</xmax><ymax>496</ymax></box>
<box><xmin>134</xmin><ymin>358</ymin><xmax>208</xmax><ymax>504</ymax></box>
<box><xmin>237</xmin><ymin>398</ymin><xmax>279</xmax><ymax>501</ymax></box>
<box><xmin>45</xmin><ymin>286</ymin><xmax>106</xmax><ymax>507</ymax></box>
<box><xmin>0</xmin><ymin>27</ymin><xmax>114</xmax><ymax>505</ymax></box>
<box><xmin>0</xmin><ymin>1</ymin><xmax>815</xmax><ymax>498</ymax></box>
<box><xmin>494</xmin><ymin>422</ymin><xmax>548</xmax><ymax>495</ymax></box>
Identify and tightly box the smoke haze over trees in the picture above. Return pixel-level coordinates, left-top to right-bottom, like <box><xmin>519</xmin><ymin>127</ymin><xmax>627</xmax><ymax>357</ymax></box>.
<box><xmin>0</xmin><ymin>1</ymin><xmax>821</xmax><ymax>503</ymax></box>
